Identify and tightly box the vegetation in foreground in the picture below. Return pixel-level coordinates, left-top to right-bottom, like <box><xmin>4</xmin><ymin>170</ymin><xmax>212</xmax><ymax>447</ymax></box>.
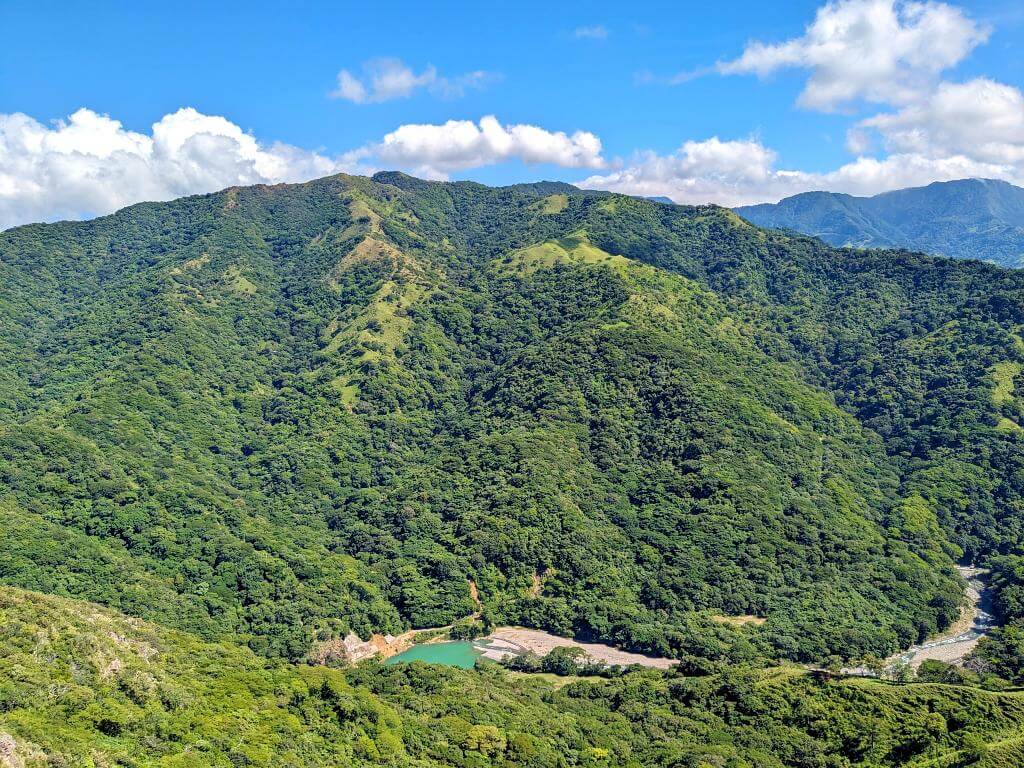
<box><xmin>3</xmin><ymin>586</ymin><xmax>1024</xmax><ymax>768</ymax></box>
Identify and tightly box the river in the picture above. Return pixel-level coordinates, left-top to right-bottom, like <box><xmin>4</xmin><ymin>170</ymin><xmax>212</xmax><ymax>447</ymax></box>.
<box><xmin>890</xmin><ymin>565</ymin><xmax>994</xmax><ymax>668</ymax></box>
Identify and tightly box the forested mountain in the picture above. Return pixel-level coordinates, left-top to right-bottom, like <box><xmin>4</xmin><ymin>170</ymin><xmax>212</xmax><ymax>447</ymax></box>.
<box><xmin>4</xmin><ymin>172</ymin><xmax>1024</xmax><ymax>763</ymax></box>
<box><xmin>735</xmin><ymin>178</ymin><xmax>1024</xmax><ymax>267</ymax></box>
<box><xmin>3</xmin><ymin>172</ymin><xmax>1024</xmax><ymax>663</ymax></box>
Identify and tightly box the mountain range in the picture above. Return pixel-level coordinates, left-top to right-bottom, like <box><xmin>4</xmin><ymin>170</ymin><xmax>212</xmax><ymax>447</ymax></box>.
<box><xmin>3</xmin><ymin>172</ymin><xmax>1024</xmax><ymax>764</ymax></box>
<box><xmin>735</xmin><ymin>178</ymin><xmax>1024</xmax><ymax>267</ymax></box>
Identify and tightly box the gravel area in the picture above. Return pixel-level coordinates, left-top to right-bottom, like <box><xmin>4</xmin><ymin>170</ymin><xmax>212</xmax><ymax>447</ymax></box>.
<box><xmin>890</xmin><ymin>566</ymin><xmax>993</xmax><ymax>669</ymax></box>
<box><xmin>475</xmin><ymin>627</ymin><xmax>677</xmax><ymax>669</ymax></box>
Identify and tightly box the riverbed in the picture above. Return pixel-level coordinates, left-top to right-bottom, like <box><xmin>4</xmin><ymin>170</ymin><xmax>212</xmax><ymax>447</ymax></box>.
<box><xmin>474</xmin><ymin>627</ymin><xmax>677</xmax><ymax>669</ymax></box>
<box><xmin>381</xmin><ymin>568</ymin><xmax>994</xmax><ymax>673</ymax></box>
<box><xmin>890</xmin><ymin>565</ymin><xmax>993</xmax><ymax>668</ymax></box>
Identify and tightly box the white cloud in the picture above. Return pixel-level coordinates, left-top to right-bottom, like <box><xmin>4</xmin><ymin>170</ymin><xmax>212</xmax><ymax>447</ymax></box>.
<box><xmin>604</xmin><ymin>0</ymin><xmax>1020</xmax><ymax>205</ymax></box>
<box><xmin>581</xmin><ymin>138</ymin><xmax>791</xmax><ymax>206</ymax></box>
<box><xmin>330</xmin><ymin>58</ymin><xmax>495</xmax><ymax>104</ymax></box>
<box><xmin>0</xmin><ymin>108</ymin><xmax>366</xmax><ymax>229</ymax></box>
<box><xmin>0</xmin><ymin>108</ymin><xmax>608</xmax><ymax>229</ymax></box>
<box><xmin>333</xmin><ymin>71</ymin><xmax>371</xmax><ymax>104</ymax></box>
<box><xmin>580</xmin><ymin>136</ymin><xmax>1017</xmax><ymax>206</ymax></box>
<box><xmin>718</xmin><ymin>0</ymin><xmax>988</xmax><ymax>111</ymax></box>
<box><xmin>793</xmin><ymin>152</ymin><xmax>1013</xmax><ymax>200</ymax></box>
<box><xmin>857</xmin><ymin>78</ymin><xmax>1024</xmax><ymax>164</ymax></box>
<box><xmin>573</xmin><ymin>25</ymin><xmax>609</xmax><ymax>40</ymax></box>
<box><xmin>351</xmin><ymin>115</ymin><xmax>605</xmax><ymax>179</ymax></box>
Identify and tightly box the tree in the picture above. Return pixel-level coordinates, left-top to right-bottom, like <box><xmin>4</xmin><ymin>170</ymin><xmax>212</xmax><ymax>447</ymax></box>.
<box><xmin>889</xmin><ymin>661</ymin><xmax>913</xmax><ymax>684</ymax></box>
<box><xmin>465</xmin><ymin>724</ymin><xmax>506</xmax><ymax>756</ymax></box>
<box><xmin>862</xmin><ymin>653</ymin><xmax>885</xmax><ymax>678</ymax></box>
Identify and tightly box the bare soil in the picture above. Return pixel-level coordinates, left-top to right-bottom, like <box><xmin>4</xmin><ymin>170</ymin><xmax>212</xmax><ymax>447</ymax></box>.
<box><xmin>475</xmin><ymin>627</ymin><xmax>677</xmax><ymax>669</ymax></box>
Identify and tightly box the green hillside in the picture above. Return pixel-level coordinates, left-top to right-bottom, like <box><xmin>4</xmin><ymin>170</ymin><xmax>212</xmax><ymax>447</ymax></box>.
<box><xmin>2</xmin><ymin>172</ymin><xmax>1024</xmax><ymax>669</ymax></box>
<box><xmin>1</xmin><ymin>174</ymin><xmax>1022</xmax><ymax>662</ymax></box>
<box><xmin>4</xmin><ymin>585</ymin><xmax>1024</xmax><ymax>768</ymax></box>
<box><xmin>6</xmin><ymin>172</ymin><xmax>1024</xmax><ymax>762</ymax></box>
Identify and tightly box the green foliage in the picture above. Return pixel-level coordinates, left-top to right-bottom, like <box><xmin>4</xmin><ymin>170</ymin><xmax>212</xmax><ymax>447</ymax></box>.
<box><xmin>6</xmin><ymin>172</ymin><xmax>1024</xmax><ymax>763</ymax></box>
<box><xmin>4</xmin><ymin>172</ymin><xmax>1022</xmax><ymax>665</ymax></box>
<box><xmin>4</xmin><ymin>585</ymin><xmax>1024</xmax><ymax>767</ymax></box>
<box><xmin>970</xmin><ymin>555</ymin><xmax>1024</xmax><ymax>682</ymax></box>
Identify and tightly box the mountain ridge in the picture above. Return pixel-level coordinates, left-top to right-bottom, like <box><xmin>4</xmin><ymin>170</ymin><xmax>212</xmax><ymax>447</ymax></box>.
<box><xmin>736</xmin><ymin>178</ymin><xmax>1024</xmax><ymax>267</ymax></box>
<box><xmin>6</xmin><ymin>170</ymin><xmax>1024</xmax><ymax>762</ymax></box>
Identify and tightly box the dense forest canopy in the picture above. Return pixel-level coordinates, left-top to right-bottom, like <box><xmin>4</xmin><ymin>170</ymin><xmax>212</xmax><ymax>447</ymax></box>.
<box><xmin>2</xmin><ymin>173</ymin><xmax>1024</xmax><ymax>666</ymax></box>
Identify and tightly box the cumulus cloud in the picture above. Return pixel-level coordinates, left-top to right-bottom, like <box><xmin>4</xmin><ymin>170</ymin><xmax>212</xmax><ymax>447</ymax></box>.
<box><xmin>0</xmin><ymin>107</ymin><xmax>365</xmax><ymax>230</ymax></box>
<box><xmin>718</xmin><ymin>0</ymin><xmax>988</xmax><ymax>111</ymax></box>
<box><xmin>350</xmin><ymin>115</ymin><xmax>605</xmax><ymax>179</ymax></box>
<box><xmin>0</xmin><ymin>108</ymin><xmax>610</xmax><ymax>229</ymax></box>
<box><xmin>330</xmin><ymin>58</ymin><xmax>495</xmax><ymax>104</ymax></box>
<box><xmin>857</xmin><ymin>78</ymin><xmax>1024</xmax><ymax>164</ymax></box>
<box><xmin>573</xmin><ymin>25</ymin><xmax>609</xmax><ymax>40</ymax></box>
<box><xmin>580</xmin><ymin>136</ymin><xmax>1016</xmax><ymax>206</ymax></box>
<box><xmin>581</xmin><ymin>138</ymin><xmax>792</xmax><ymax>206</ymax></box>
<box><xmin>598</xmin><ymin>0</ymin><xmax>1019</xmax><ymax>205</ymax></box>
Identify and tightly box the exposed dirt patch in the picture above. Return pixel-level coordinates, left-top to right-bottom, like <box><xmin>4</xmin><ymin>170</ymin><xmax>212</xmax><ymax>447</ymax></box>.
<box><xmin>468</xmin><ymin>579</ymin><xmax>482</xmax><ymax>615</ymax></box>
<box><xmin>476</xmin><ymin>627</ymin><xmax>676</xmax><ymax>669</ymax></box>
<box><xmin>710</xmin><ymin>614</ymin><xmax>767</xmax><ymax>627</ymax></box>
<box><xmin>309</xmin><ymin>631</ymin><xmax>413</xmax><ymax>665</ymax></box>
<box><xmin>528</xmin><ymin>573</ymin><xmax>542</xmax><ymax>598</ymax></box>
<box><xmin>0</xmin><ymin>734</ymin><xmax>20</xmax><ymax>768</ymax></box>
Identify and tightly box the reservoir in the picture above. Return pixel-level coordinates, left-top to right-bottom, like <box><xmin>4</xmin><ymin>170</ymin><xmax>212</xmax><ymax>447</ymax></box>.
<box><xmin>384</xmin><ymin>641</ymin><xmax>480</xmax><ymax>668</ymax></box>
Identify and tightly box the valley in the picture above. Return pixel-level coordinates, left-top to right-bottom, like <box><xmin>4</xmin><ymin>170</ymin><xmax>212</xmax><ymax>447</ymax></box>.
<box><xmin>11</xmin><ymin>0</ymin><xmax>1024</xmax><ymax>762</ymax></box>
<box><xmin>382</xmin><ymin>567</ymin><xmax>998</xmax><ymax>674</ymax></box>
<box><xmin>891</xmin><ymin>567</ymin><xmax>994</xmax><ymax>669</ymax></box>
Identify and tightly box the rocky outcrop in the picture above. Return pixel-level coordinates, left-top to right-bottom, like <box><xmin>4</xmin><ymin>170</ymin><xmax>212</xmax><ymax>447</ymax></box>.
<box><xmin>308</xmin><ymin>632</ymin><xmax>407</xmax><ymax>666</ymax></box>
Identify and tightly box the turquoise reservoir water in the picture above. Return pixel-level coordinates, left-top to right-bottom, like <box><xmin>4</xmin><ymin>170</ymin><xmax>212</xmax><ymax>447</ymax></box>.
<box><xmin>384</xmin><ymin>641</ymin><xmax>480</xmax><ymax>669</ymax></box>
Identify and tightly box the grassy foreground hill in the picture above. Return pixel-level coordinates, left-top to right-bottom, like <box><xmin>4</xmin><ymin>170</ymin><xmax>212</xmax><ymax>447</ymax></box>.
<box><xmin>3</xmin><ymin>585</ymin><xmax>1024</xmax><ymax>768</ymax></box>
<box><xmin>2</xmin><ymin>172</ymin><xmax>1024</xmax><ymax>665</ymax></box>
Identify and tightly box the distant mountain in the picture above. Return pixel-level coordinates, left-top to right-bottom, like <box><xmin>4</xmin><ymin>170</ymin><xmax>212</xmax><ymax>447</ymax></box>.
<box><xmin>736</xmin><ymin>178</ymin><xmax>1024</xmax><ymax>267</ymax></box>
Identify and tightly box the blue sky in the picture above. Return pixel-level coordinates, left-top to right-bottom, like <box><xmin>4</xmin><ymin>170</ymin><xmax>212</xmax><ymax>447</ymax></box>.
<box><xmin>2</xmin><ymin>0</ymin><xmax>1024</xmax><ymax>228</ymax></box>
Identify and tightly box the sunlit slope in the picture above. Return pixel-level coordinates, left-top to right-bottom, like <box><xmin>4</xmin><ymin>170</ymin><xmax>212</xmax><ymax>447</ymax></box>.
<box><xmin>3</xmin><ymin>172</ymin><xmax>1023</xmax><ymax>663</ymax></box>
